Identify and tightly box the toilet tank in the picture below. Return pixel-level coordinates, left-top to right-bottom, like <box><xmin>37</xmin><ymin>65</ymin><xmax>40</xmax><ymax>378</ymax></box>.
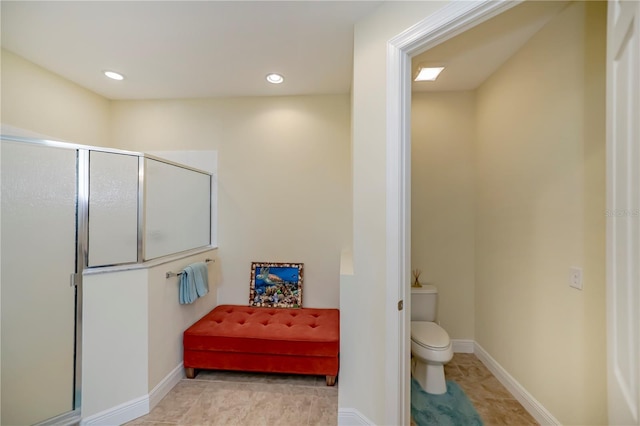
<box><xmin>411</xmin><ymin>285</ymin><xmax>438</xmax><ymax>322</ymax></box>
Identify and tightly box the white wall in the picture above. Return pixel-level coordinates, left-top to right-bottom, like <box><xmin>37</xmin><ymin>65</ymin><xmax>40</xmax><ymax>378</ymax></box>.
<box><xmin>347</xmin><ymin>2</ymin><xmax>449</xmax><ymax>423</ymax></box>
<box><xmin>82</xmin><ymin>269</ymin><xmax>149</xmax><ymax>418</ymax></box>
<box><xmin>82</xmin><ymin>249</ymin><xmax>218</xmax><ymax>419</ymax></box>
<box><xmin>0</xmin><ymin>49</ymin><xmax>111</xmax><ymax>147</ymax></box>
<box><xmin>411</xmin><ymin>91</ymin><xmax>476</xmax><ymax>340</ymax></box>
<box><xmin>110</xmin><ymin>95</ymin><xmax>351</xmax><ymax>309</ymax></box>
<box><xmin>474</xmin><ymin>2</ymin><xmax>606</xmax><ymax>424</ymax></box>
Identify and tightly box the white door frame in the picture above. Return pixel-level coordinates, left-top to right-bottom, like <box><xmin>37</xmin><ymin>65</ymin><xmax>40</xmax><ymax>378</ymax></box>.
<box><xmin>385</xmin><ymin>1</ymin><xmax>524</xmax><ymax>424</ymax></box>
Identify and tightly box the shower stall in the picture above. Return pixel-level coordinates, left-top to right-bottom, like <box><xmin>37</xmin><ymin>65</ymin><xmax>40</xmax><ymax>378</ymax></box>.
<box><xmin>1</xmin><ymin>136</ymin><xmax>213</xmax><ymax>425</ymax></box>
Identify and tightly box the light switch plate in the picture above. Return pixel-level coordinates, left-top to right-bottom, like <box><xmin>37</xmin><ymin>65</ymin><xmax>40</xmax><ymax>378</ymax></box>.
<box><xmin>569</xmin><ymin>267</ymin><xmax>583</xmax><ymax>290</ymax></box>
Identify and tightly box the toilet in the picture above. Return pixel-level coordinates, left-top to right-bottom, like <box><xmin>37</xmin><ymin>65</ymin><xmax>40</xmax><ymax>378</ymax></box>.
<box><xmin>411</xmin><ymin>285</ymin><xmax>453</xmax><ymax>394</ymax></box>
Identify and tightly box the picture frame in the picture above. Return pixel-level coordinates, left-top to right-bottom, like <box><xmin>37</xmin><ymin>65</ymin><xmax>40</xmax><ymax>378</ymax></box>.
<box><xmin>250</xmin><ymin>262</ymin><xmax>303</xmax><ymax>308</ymax></box>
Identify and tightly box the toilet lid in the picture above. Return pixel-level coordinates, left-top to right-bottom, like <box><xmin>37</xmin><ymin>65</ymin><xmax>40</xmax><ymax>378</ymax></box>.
<box><xmin>411</xmin><ymin>321</ymin><xmax>450</xmax><ymax>350</ymax></box>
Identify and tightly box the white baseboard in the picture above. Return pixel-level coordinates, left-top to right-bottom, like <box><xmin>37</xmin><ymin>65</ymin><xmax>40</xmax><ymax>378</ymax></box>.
<box><xmin>82</xmin><ymin>347</ymin><xmax>556</xmax><ymax>426</ymax></box>
<box><xmin>338</xmin><ymin>408</ymin><xmax>375</xmax><ymax>425</ymax></box>
<box><xmin>81</xmin><ymin>363</ymin><xmax>183</xmax><ymax>425</ymax></box>
<box><xmin>80</xmin><ymin>395</ymin><xmax>149</xmax><ymax>426</ymax></box>
<box><xmin>451</xmin><ymin>339</ymin><xmax>474</xmax><ymax>353</ymax></box>
<box><xmin>474</xmin><ymin>342</ymin><xmax>560</xmax><ymax>425</ymax></box>
<box><xmin>149</xmin><ymin>363</ymin><xmax>185</xmax><ymax>410</ymax></box>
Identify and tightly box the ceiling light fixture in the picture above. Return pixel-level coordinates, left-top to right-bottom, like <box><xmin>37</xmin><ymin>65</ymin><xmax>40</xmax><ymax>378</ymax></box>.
<box><xmin>414</xmin><ymin>66</ymin><xmax>445</xmax><ymax>82</ymax></box>
<box><xmin>266</xmin><ymin>73</ymin><xmax>284</xmax><ymax>84</ymax></box>
<box><xmin>104</xmin><ymin>70</ymin><xmax>124</xmax><ymax>81</ymax></box>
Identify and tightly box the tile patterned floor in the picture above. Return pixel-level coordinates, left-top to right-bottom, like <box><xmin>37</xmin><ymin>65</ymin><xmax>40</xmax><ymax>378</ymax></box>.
<box><xmin>126</xmin><ymin>354</ymin><xmax>537</xmax><ymax>425</ymax></box>
<box><xmin>125</xmin><ymin>370</ymin><xmax>337</xmax><ymax>426</ymax></box>
<box><xmin>443</xmin><ymin>353</ymin><xmax>538</xmax><ymax>426</ymax></box>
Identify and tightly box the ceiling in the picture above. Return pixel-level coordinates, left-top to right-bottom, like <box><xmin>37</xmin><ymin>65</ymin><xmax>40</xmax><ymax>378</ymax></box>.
<box><xmin>1</xmin><ymin>1</ymin><xmax>568</xmax><ymax>101</ymax></box>
<box><xmin>1</xmin><ymin>1</ymin><xmax>381</xmax><ymax>100</ymax></box>
<box><xmin>412</xmin><ymin>1</ymin><xmax>568</xmax><ymax>92</ymax></box>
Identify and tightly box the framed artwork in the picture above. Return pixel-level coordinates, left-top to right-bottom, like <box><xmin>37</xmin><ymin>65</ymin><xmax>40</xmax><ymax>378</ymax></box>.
<box><xmin>250</xmin><ymin>262</ymin><xmax>303</xmax><ymax>308</ymax></box>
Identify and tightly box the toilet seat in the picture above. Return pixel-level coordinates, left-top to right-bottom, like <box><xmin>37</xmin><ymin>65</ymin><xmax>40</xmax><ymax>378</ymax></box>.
<box><xmin>411</xmin><ymin>321</ymin><xmax>451</xmax><ymax>351</ymax></box>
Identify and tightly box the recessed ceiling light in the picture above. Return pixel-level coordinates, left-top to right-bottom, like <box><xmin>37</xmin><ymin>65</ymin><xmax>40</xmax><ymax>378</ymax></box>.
<box><xmin>266</xmin><ymin>73</ymin><xmax>284</xmax><ymax>84</ymax></box>
<box><xmin>104</xmin><ymin>70</ymin><xmax>124</xmax><ymax>81</ymax></box>
<box><xmin>414</xmin><ymin>66</ymin><xmax>445</xmax><ymax>82</ymax></box>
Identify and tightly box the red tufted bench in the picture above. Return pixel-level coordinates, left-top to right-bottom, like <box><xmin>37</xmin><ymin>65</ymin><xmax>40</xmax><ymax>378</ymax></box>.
<box><xmin>183</xmin><ymin>304</ymin><xmax>340</xmax><ymax>385</ymax></box>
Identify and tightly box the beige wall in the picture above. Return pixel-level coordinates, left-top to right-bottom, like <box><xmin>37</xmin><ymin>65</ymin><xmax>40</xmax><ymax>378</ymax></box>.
<box><xmin>147</xmin><ymin>250</ymin><xmax>219</xmax><ymax>390</ymax></box>
<box><xmin>1</xmin><ymin>50</ymin><xmax>351</xmax><ymax>418</ymax></box>
<box><xmin>347</xmin><ymin>1</ymin><xmax>449</xmax><ymax>423</ymax></box>
<box><xmin>110</xmin><ymin>95</ymin><xmax>351</xmax><ymax>309</ymax></box>
<box><xmin>1</xmin><ymin>51</ymin><xmax>349</xmax><ymax>309</ymax></box>
<box><xmin>2</xmin><ymin>2</ymin><xmax>610</xmax><ymax>422</ymax></box>
<box><xmin>474</xmin><ymin>2</ymin><xmax>606</xmax><ymax>424</ymax></box>
<box><xmin>411</xmin><ymin>91</ymin><xmax>476</xmax><ymax>340</ymax></box>
<box><xmin>1</xmin><ymin>49</ymin><xmax>111</xmax><ymax>147</ymax></box>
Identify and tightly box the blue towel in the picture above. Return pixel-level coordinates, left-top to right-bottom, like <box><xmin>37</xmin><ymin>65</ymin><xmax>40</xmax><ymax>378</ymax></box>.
<box><xmin>192</xmin><ymin>262</ymin><xmax>209</xmax><ymax>297</ymax></box>
<box><xmin>179</xmin><ymin>267</ymin><xmax>197</xmax><ymax>304</ymax></box>
<box><xmin>179</xmin><ymin>262</ymin><xmax>209</xmax><ymax>304</ymax></box>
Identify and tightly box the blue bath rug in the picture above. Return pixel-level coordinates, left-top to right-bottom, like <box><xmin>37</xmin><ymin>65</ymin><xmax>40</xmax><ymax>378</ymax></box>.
<box><xmin>411</xmin><ymin>378</ymin><xmax>483</xmax><ymax>426</ymax></box>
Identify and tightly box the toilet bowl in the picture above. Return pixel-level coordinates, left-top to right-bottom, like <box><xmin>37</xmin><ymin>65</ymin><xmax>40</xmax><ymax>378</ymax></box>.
<box><xmin>411</xmin><ymin>320</ymin><xmax>453</xmax><ymax>394</ymax></box>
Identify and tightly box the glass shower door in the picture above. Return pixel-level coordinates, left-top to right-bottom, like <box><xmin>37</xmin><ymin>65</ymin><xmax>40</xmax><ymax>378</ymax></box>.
<box><xmin>1</xmin><ymin>140</ymin><xmax>78</xmax><ymax>425</ymax></box>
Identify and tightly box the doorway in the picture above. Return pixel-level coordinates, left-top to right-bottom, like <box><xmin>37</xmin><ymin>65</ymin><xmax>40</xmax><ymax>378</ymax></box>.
<box><xmin>386</xmin><ymin>1</ymin><xmax>633</xmax><ymax>425</ymax></box>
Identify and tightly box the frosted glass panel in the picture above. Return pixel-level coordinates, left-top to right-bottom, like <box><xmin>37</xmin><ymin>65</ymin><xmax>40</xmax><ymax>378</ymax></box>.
<box><xmin>1</xmin><ymin>140</ymin><xmax>76</xmax><ymax>424</ymax></box>
<box><xmin>89</xmin><ymin>151</ymin><xmax>139</xmax><ymax>266</ymax></box>
<box><xmin>144</xmin><ymin>158</ymin><xmax>211</xmax><ymax>260</ymax></box>
<box><xmin>148</xmin><ymin>150</ymin><xmax>218</xmax><ymax>248</ymax></box>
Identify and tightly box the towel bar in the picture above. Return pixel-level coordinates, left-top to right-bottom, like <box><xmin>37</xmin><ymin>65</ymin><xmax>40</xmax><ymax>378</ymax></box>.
<box><xmin>166</xmin><ymin>258</ymin><xmax>214</xmax><ymax>279</ymax></box>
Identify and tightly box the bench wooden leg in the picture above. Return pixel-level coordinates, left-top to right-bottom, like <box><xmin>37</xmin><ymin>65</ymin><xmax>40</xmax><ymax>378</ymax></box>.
<box><xmin>185</xmin><ymin>367</ymin><xmax>196</xmax><ymax>379</ymax></box>
<box><xmin>326</xmin><ymin>375</ymin><xmax>337</xmax><ymax>386</ymax></box>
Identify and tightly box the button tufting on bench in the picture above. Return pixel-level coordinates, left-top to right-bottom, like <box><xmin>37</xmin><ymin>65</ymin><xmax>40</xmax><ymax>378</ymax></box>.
<box><xmin>183</xmin><ymin>305</ymin><xmax>339</xmax><ymax>383</ymax></box>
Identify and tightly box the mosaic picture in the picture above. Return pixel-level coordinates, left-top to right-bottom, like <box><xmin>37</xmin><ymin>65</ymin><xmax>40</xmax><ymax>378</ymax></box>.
<box><xmin>249</xmin><ymin>262</ymin><xmax>303</xmax><ymax>308</ymax></box>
